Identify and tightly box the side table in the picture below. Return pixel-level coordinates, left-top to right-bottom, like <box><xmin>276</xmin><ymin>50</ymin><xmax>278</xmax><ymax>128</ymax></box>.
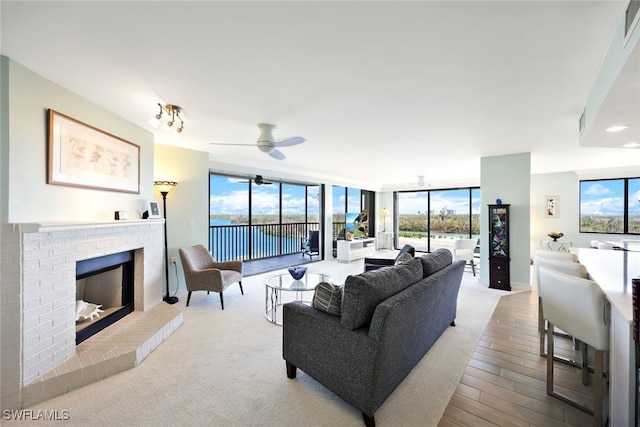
<box><xmin>265</xmin><ymin>272</ymin><xmax>333</xmax><ymax>325</ymax></box>
<box><xmin>540</xmin><ymin>240</ymin><xmax>572</xmax><ymax>252</ymax></box>
<box><xmin>376</xmin><ymin>232</ymin><xmax>393</xmax><ymax>250</ymax></box>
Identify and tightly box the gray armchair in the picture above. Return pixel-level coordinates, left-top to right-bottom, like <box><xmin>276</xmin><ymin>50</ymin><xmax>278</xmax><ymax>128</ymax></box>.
<box><xmin>178</xmin><ymin>244</ymin><xmax>244</xmax><ymax>309</ymax></box>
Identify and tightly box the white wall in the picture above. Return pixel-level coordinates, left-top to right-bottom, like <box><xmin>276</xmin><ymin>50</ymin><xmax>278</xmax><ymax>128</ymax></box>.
<box><xmin>480</xmin><ymin>153</ymin><xmax>531</xmax><ymax>288</ymax></box>
<box><xmin>154</xmin><ymin>144</ymin><xmax>210</xmax><ymax>294</ymax></box>
<box><xmin>1</xmin><ymin>57</ymin><xmax>155</xmax><ymax>223</ymax></box>
<box><xmin>530</xmin><ymin>171</ymin><xmax>639</xmax><ymax>250</ymax></box>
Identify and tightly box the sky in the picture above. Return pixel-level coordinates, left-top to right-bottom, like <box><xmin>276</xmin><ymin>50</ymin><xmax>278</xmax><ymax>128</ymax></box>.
<box><xmin>398</xmin><ymin>188</ymin><xmax>481</xmax><ymax>215</ymax></box>
<box><xmin>580</xmin><ymin>178</ymin><xmax>640</xmax><ymax>215</ymax></box>
<box><xmin>211</xmin><ymin>175</ymin><xmax>640</xmax><ymax>219</ymax></box>
<box><xmin>209</xmin><ymin>175</ymin><xmax>319</xmax><ymax>216</ymax></box>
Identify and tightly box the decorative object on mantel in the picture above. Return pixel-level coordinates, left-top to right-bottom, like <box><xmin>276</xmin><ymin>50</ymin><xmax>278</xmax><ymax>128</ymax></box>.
<box><xmin>288</xmin><ymin>266</ymin><xmax>307</xmax><ymax>280</ymax></box>
<box><xmin>154</xmin><ymin>180</ymin><xmax>179</xmax><ymax>304</ymax></box>
<box><xmin>143</xmin><ymin>200</ymin><xmax>161</xmax><ymax>219</ymax></box>
<box><xmin>547</xmin><ymin>231</ymin><xmax>564</xmax><ymax>242</ymax></box>
<box><xmin>148</xmin><ymin>103</ymin><xmax>184</xmax><ymax>133</ymax></box>
<box><xmin>114</xmin><ymin>210</ymin><xmax>128</xmax><ymax>220</ymax></box>
<box><xmin>47</xmin><ymin>109</ymin><xmax>140</xmax><ymax>193</ymax></box>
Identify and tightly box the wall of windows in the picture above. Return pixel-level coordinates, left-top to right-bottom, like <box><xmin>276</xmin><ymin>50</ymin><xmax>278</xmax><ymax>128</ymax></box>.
<box><xmin>579</xmin><ymin>177</ymin><xmax>640</xmax><ymax>234</ymax></box>
<box><xmin>395</xmin><ymin>187</ymin><xmax>481</xmax><ymax>252</ymax></box>
<box><xmin>209</xmin><ymin>173</ymin><xmax>320</xmax><ymax>261</ymax></box>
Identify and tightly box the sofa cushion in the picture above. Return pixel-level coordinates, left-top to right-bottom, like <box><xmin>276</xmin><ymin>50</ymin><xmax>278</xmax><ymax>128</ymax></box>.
<box><xmin>312</xmin><ymin>282</ymin><xmax>343</xmax><ymax>316</ymax></box>
<box><xmin>341</xmin><ymin>257</ymin><xmax>423</xmax><ymax>330</ymax></box>
<box><xmin>420</xmin><ymin>248</ymin><xmax>453</xmax><ymax>277</ymax></box>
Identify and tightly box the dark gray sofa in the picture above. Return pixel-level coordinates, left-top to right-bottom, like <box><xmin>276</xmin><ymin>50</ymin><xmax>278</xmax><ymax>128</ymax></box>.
<box><xmin>282</xmin><ymin>249</ymin><xmax>465</xmax><ymax>427</ymax></box>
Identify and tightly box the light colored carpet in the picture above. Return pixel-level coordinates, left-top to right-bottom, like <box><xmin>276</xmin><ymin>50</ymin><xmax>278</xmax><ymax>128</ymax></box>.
<box><xmin>8</xmin><ymin>257</ymin><xmax>512</xmax><ymax>427</ymax></box>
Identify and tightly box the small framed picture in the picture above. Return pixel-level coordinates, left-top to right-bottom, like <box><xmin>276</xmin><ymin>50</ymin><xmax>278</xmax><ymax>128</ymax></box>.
<box><xmin>146</xmin><ymin>200</ymin><xmax>161</xmax><ymax>218</ymax></box>
<box><xmin>545</xmin><ymin>195</ymin><xmax>558</xmax><ymax>218</ymax></box>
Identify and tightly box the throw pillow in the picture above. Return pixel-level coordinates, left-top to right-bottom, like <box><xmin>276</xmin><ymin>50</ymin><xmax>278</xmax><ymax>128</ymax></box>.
<box><xmin>394</xmin><ymin>252</ymin><xmax>413</xmax><ymax>265</ymax></box>
<box><xmin>312</xmin><ymin>282</ymin><xmax>343</xmax><ymax>316</ymax></box>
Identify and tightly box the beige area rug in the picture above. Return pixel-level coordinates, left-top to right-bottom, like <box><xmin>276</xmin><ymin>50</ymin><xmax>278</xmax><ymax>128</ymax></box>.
<box><xmin>8</xmin><ymin>258</ymin><xmax>514</xmax><ymax>427</ymax></box>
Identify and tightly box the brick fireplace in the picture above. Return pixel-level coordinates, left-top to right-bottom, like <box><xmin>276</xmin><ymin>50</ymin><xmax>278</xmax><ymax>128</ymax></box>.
<box><xmin>0</xmin><ymin>220</ymin><xmax>183</xmax><ymax>409</ymax></box>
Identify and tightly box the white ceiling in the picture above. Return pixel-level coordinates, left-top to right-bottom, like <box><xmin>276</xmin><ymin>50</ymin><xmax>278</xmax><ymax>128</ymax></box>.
<box><xmin>2</xmin><ymin>1</ymin><xmax>639</xmax><ymax>191</ymax></box>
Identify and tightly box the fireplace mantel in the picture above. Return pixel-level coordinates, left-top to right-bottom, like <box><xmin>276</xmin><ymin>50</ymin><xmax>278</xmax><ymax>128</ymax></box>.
<box><xmin>15</xmin><ymin>218</ymin><xmax>165</xmax><ymax>233</ymax></box>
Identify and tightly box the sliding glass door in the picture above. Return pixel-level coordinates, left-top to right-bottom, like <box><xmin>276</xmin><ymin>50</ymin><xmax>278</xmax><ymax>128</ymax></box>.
<box><xmin>396</xmin><ymin>187</ymin><xmax>480</xmax><ymax>252</ymax></box>
<box><xmin>209</xmin><ymin>173</ymin><xmax>320</xmax><ymax>261</ymax></box>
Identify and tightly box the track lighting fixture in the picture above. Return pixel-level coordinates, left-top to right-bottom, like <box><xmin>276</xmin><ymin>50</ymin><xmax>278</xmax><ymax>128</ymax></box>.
<box><xmin>148</xmin><ymin>103</ymin><xmax>184</xmax><ymax>133</ymax></box>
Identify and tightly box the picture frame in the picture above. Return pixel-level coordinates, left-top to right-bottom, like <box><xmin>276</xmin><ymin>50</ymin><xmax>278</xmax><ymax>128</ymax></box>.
<box><xmin>146</xmin><ymin>200</ymin><xmax>161</xmax><ymax>219</ymax></box>
<box><xmin>545</xmin><ymin>195</ymin><xmax>559</xmax><ymax>217</ymax></box>
<box><xmin>47</xmin><ymin>109</ymin><xmax>140</xmax><ymax>193</ymax></box>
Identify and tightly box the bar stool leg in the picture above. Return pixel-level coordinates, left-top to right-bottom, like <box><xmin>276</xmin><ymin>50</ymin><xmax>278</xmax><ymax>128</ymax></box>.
<box><xmin>546</xmin><ymin>321</ymin><xmax>607</xmax><ymax>426</ymax></box>
<box><xmin>547</xmin><ymin>322</ymin><xmax>555</xmax><ymax>394</ymax></box>
<box><xmin>593</xmin><ymin>349</ymin><xmax>604</xmax><ymax>426</ymax></box>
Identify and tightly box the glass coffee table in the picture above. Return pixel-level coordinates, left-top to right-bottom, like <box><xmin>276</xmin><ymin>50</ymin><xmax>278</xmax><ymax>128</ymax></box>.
<box><xmin>265</xmin><ymin>272</ymin><xmax>333</xmax><ymax>325</ymax></box>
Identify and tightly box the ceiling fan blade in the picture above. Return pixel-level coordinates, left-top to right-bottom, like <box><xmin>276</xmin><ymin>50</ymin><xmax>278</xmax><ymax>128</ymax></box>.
<box><xmin>268</xmin><ymin>149</ymin><xmax>286</xmax><ymax>160</ymax></box>
<box><xmin>209</xmin><ymin>142</ymin><xmax>254</xmax><ymax>146</ymax></box>
<box><xmin>228</xmin><ymin>178</ymin><xmax>250</xmax><ymax>184</ymax></box>
<box><xmin>274</xmin><ymin>137</ymin><xmax>305</xmax><ymax>147</ymax></box>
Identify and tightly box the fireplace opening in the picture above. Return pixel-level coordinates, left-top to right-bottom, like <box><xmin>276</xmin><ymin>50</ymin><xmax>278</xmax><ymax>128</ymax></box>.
<box><xmin>75</xmin><ymin>250</ymin><xmax>135</xmax><ymax>344</ymax></box>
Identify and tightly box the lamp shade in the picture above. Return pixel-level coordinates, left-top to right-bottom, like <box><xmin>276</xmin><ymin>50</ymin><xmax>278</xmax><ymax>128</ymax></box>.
<box><xmin>154</xmin><ymin>181</ymin><xmax>177</xmax><ymax>194</ymax></box>
<box><xmin>381</xmin><ymin>208</ymin><xmax>389</xmax><ymax>217</ymax></box>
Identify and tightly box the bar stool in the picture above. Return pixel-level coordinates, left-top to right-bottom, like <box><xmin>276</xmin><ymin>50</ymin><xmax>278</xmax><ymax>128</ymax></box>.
<box><xmin>534</xmin><ymin>256</ymin><xmax>593</xmax><ymax>386</ymax></box>
<box><xmin>533</xmin><ymin>248</ymin><xmax>578</xmax><ymax>262</ymax></box>
<box><xmin>532</xmin><ymin>248</ymin><xmax>579</xmax><ymax>353</ymax></box>
<box><xmin>596</xmin><ymin>242</ymin><xmax>614</xmax><ymax>250</ymax></box>
<box><xmin>538</xmin><ymin>266</ymin><xmax>609</xmax><ymax>426</ymax></box>
<box><xmin>534</xmin><ymin>256</ymin><xmax>589</xmax><ymax>358</ymax></box>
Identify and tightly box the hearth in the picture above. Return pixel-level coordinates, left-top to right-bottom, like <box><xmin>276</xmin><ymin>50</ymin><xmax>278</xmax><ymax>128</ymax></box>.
<box><xmin>75</xmin><ymin>250</ymin><xmax>135</xmax><ymax>344</ymax></box>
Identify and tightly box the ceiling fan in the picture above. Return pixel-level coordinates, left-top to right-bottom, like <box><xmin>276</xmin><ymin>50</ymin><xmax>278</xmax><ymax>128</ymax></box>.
<box><xmin>210</xmin><ymin>123</ymin><xmax>305</xmax><ymax>160</ymax></box>
<box><xmin>231</xmin><ymin>175</ymin><xmax>273</xmax><ymax>185</ymax></box>
<box><xmin>253</xmin><ymin>175</ymin><xmax>272</xmax><ymax>185</ymax></box>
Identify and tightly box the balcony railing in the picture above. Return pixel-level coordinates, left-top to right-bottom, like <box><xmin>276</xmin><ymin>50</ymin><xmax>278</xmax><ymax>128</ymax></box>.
<box><xmin>209</xmin><ymin>222</ymin><xmax>320</xmax><ymax>262</ymax></box>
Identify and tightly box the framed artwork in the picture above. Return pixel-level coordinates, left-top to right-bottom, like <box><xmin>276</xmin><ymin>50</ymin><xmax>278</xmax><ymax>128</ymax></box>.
<box><xmin>545</xmin><ymin>195</ymin><xmax>559</xmax><ymax>217</ymax></box>
<box><xmin>47</xmin><ymin>109</ymin><xmax>140</xmax><ymax>193</ymax></box>
<box><xmin>146</xmin><ymin>200</ymin><xmax>161</xmax><ymax>218</ymax></box>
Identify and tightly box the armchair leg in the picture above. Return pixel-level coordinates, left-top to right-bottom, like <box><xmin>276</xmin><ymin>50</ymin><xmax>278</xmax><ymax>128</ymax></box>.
<box><xmin>186</xmin><ymin>291</ymin><xmax>192</xmax><ymax>307</ymax></box>
<box><xmin>219</xmin><ymin>292</ymin><xmax>224</xmax><ymax>310</ymax></box>
<box><xmin>470</xmin><ymin>260</ymin><xmax>476</xmax><ymax>276</ymax></box>
<box><xmin>239</xmin><ymin>281</ymin><xmax>244</xmax><ymax>295</ymax></box>
<box><xmin>362</xmin><ymin>412</ymin><xmax>375</xmax><ymax>427</ymax></box>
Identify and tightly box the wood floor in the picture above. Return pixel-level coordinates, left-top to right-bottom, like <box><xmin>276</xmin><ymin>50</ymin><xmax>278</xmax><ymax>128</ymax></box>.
<box><xmin>439</xmin><ymin>288</ymin><xmax>599</xmax><ymax>426</ymax></box>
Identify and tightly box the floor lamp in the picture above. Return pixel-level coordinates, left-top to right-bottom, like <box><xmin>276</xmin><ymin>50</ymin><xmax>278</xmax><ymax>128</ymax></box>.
<box><xmin>380</xmin><ymin>208</ymin><xmax>389</xmax><ymax>232</ymax></box>
<box><xmin>154</xmin><ymin>180</ymin><xmax>179</xmax><ymax>305</ymax></box>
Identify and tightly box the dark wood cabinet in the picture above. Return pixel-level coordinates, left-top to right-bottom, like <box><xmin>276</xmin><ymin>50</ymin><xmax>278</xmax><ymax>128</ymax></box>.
<box><xmin>488</xmin><ymin>204</ymin><xmax>511</xmax><ymax>291</ymax></box>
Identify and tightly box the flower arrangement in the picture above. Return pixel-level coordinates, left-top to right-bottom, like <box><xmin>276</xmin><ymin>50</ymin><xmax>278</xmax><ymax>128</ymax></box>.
<box><xmin>547</xmin><ymin>231</ymin><xmax>564</xmax><ymax>241</ymax></box>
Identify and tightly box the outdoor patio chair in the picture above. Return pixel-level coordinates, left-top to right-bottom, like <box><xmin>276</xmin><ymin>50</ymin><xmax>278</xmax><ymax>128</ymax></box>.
<box><xmin>301</xmin><ymin>230</ymin><xmax>320</xmax><ymax>259</ymax></box>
